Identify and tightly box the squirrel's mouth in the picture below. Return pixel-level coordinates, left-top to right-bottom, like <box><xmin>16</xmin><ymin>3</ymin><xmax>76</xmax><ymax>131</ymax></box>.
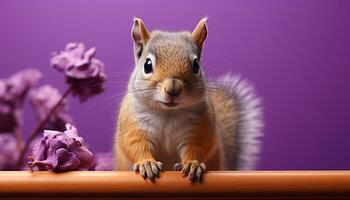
<box><xmin>159</xmin><ymin>101</ymin><xmax>178</xmax><ymax>108</ymax></box>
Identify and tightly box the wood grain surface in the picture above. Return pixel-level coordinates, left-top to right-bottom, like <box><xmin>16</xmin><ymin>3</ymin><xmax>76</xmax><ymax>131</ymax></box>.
<box><xmin>0</xmin><ymin>171</ymin><xmax>349</xmax><ymax>199</ymax></box>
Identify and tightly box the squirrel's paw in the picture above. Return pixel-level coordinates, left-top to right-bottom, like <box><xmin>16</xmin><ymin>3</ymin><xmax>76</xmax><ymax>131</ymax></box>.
<box><xmin>133</xmin><ymin>159</ymin><xmax>163</xmax><ymax>181</ymax></box>
<box><xmin>174</xmin><ymin>160</ymin><xmax>206</xmax><ymax>183</ymax></box>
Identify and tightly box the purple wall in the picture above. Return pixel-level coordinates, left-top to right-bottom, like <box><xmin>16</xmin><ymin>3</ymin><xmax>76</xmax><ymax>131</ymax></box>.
<box><xmin>0</xmin><ymin>0</ymin><xmax>349</xmax><ymax>169</ymax></box>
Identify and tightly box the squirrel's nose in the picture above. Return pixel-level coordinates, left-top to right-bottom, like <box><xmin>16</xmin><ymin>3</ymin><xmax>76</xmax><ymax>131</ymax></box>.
<box><xmin>163</xmin><ymin>78</ymin><xmax>184</xmax><ymax>98</ymax></box>
<box><xmin>165</xmin><ymin>88</ymin><xmax>180</xmax><ymax>97</ymax></box>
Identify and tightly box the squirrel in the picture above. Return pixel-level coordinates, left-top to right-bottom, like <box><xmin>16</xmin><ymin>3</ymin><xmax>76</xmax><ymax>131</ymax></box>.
<box><xmin>114</xmin><ymin>17</ymin><xmax>263</xmax><ymax>182</ymax></box>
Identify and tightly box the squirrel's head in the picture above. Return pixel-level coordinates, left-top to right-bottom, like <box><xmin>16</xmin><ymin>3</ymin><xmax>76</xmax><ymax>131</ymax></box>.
<box><xmin>129</xmin><ymin>17</ymin><xmax>208</xmax><ymax>110</ymax></box>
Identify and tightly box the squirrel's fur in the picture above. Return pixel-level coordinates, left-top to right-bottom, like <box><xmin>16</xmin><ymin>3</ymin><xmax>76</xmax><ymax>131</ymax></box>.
<box><xmin>114</xmin><ymin>18</ymin><xmax>263</xmax><ymax>181</ymax></box>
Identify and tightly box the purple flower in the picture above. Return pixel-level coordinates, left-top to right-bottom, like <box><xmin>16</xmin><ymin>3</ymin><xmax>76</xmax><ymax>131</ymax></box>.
<box><xmin>29</xmin><ymin>85</ymin><xmax>73</xmax><ymax>131</ymax></box>
<box><xmin>0</xmin><ymin>134</ymin><xmax>19</xmax><ymax>170</ymax></box>
<box><xmin>0</xmin><ymin>69</ymin><xmax>42</xmax><ymax>133</ymax></box>
<box><xmin>28</xmin><ymin>124</ymin><xmax>94</xmax><ymax>172</ymax></box>
<box><xmin>93</xmin><ymin>152</ymin><xmax>114</xmax><ymax>171</ymax></box>
<box><xmin>50</xmin><ymin>42</ymin><xmax>106</xmax><ymax>102</ymax></box>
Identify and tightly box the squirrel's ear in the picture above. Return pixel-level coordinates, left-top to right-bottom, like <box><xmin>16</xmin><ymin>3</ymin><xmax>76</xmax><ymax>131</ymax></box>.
<box><xmin>132</xmin><ymin>18</ymin><xmax>150</xmax><ymax>44</ymax></box>
<box><xmin>131</xmin><ymin>18</ymin><xmax>150</xmax><ymax>60</ymax></box>
<box><xmin>191</xmin><ymin>17</ymin><xmax>208</xmax><ymax>48</ymax></box>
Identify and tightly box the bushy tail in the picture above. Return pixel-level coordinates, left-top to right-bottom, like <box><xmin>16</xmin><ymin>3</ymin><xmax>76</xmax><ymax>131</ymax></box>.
<box><xmin>215</xmin><ymin>73</ymin><xmax>263</xmax><ymax>170</ymax></box>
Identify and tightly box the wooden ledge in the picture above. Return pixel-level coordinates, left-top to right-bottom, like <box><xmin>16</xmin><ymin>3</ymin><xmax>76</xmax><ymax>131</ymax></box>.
<box><xmin>0</xmin><ymin>171</ymin><xmax>349</xmax><ymax>199</ymax></box>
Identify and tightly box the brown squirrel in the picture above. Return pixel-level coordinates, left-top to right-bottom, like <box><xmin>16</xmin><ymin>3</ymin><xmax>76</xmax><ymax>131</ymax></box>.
<box><xmin>114</xmin><ymin>18</ymin><xmax>263</xmax><ymax>182</ymax></box>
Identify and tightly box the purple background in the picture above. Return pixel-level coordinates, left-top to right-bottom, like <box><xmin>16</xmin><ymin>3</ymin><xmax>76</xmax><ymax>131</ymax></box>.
<box><xmin>0</xmin><ymin>0</ymin><xmax>349</xmax><ymax>169</ymax></box>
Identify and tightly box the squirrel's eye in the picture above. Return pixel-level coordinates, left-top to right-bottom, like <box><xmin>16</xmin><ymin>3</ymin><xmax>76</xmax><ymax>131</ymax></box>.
<box><xmin>192</xmin><ymin>58</ymin><xmax>200</xmax><ymax>74</ymax></box>
<box><xmin>144</xmin><ymin>58</ymin><xmax>153</xmax><ymax>74</ymax></box>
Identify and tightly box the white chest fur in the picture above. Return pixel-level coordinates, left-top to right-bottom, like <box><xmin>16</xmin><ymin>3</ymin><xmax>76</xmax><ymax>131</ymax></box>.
<box><xmin>133</xmin><ymin>106</ymin><xmax>201</xmax><ymax>169</ymax></box>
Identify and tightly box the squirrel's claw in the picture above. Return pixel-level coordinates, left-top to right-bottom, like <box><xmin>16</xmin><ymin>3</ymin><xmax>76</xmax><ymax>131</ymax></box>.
<box><xmin>175</xmin><ymin>161</ymin><xmax>206</xmax><ymax>183</ymax></box>
<box><xmin>133</xmin><ymin>163</ymin><xmax>139</xmax><ymax>171</ymax></box>
<box><xmin>133</xmin><ymin>159</ymin><xmax>163</xmax><ymax>181</ymax></box>
<box><xmin>174</xmin><ymin>163</ymin><xmax>183</xmax><ymax>171</ymax></box>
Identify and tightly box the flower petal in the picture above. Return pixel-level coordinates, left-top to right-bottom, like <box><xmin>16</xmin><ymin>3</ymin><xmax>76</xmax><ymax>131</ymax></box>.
<box><xmin>50</xmin><ymin>43</ymin><xmax>106</xmax><ymax>101</ymax></box>
<box><xmin>55</xmin><ymin>148</ymin><xmax>81</xmax><ymax>171</ymax></box>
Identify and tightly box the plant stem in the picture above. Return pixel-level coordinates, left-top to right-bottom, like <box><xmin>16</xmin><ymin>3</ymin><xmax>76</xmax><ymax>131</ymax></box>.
<box><xmin>14</xmin><ymin>127</ymin><xmax>23</xmax><ymax>151</ymax></box>
<box><xmin>15</xmin><ymin>86</ymin><xmax>73</xmax><ymax>169</ymax></box>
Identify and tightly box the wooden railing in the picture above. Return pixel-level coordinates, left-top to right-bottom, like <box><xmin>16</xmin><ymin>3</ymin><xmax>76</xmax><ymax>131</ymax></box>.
<box><xmin>0</xmin><ymin>171</ymin><xmax>349</xmax><ymax>199</ymax></box>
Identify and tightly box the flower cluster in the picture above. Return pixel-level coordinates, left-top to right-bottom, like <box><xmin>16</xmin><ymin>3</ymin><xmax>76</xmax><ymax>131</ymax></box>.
<box><xmin>50</xmin><ymin>42</ymin><xmax>107</xmax><ymax>102</ymax></box>
<box><xmin>0</xmin><ymin>42</ymin><xmax>113</xmax><ymax>172</ymax></box>
<box><xmin>0</xmin><ymin>134</ymin><xmax>19</xmax><ymax>170</ymax></box>
<box><xmin>0</xmin><ymin>69</ymin><xmax>42</xmax><ymax>133</ymax></box>
<box><xmin>28</xmin><ymin>124</ymin><xmax>94</xmax><ymax>171</ymax></box>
